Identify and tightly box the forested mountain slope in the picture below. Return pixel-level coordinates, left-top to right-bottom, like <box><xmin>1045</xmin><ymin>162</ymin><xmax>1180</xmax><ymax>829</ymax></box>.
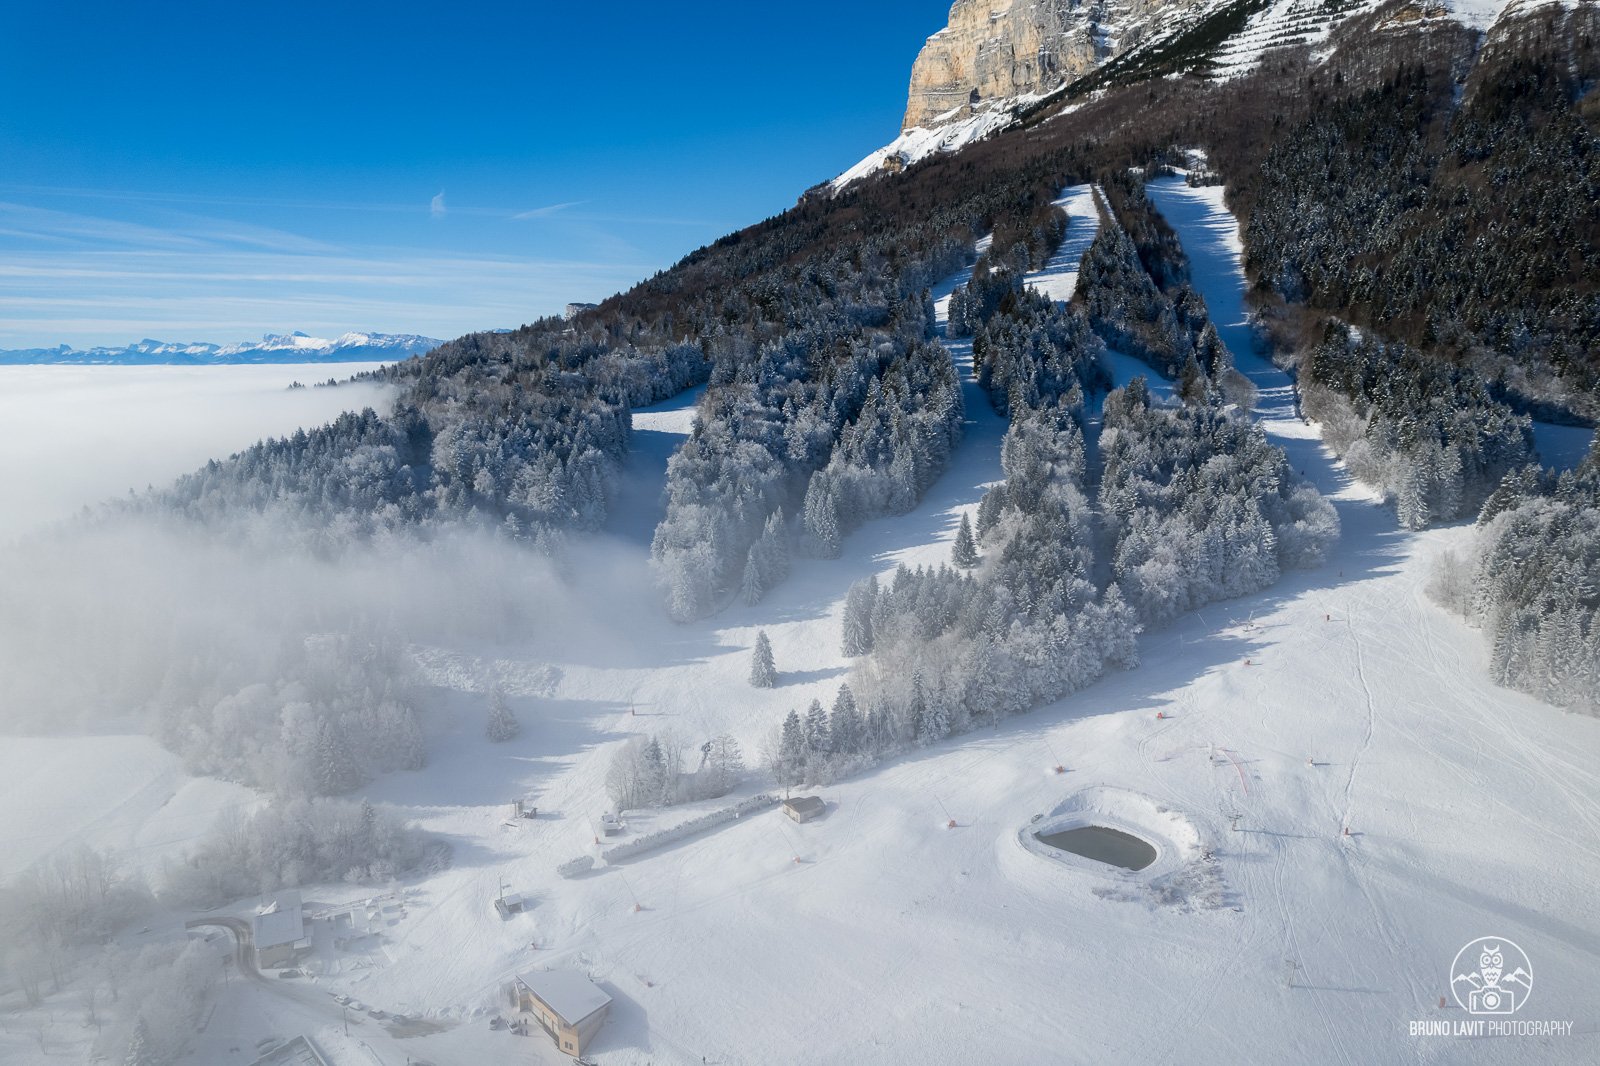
<box><xmin>4</xmin><ymin>0</ymin><xmax>1595</xmax><ymax>806</ymax></box>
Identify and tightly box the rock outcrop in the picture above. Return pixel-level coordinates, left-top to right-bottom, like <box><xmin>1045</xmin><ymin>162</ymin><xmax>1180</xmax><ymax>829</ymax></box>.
<box><xmin>901</xmin><ymin>0</ymin><xmax>1214</xmax><ymax>130</ymax></box>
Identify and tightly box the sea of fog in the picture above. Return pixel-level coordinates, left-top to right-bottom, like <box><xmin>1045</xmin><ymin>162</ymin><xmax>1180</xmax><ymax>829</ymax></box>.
<box><xmin>0</xmin><ymin>363</ymin><xmax>394</xmax><ymax>543</ymax></box>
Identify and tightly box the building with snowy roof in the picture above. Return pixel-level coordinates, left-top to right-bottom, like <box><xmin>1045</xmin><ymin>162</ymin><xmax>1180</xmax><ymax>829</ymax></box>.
<box><xmin>782</xmin><ymin>796</ymin><xmax>826</xmax><ymax>823</ymax></box>
<box><xmin>513</xmin><ymin>970</ymin><xmax>611</xmax><ymax>1058</ymax></box>
<box><xmin>251</xmin><ymin>890</ymin><xmax>307</xmax><ymax>969</ymax></box>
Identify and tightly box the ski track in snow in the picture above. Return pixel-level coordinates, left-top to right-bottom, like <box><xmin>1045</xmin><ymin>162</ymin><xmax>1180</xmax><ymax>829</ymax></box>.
<box><xmin>19</xmin><ymin>183</ymin><xmax>1600</xmax><ymax>1066</ymax></box>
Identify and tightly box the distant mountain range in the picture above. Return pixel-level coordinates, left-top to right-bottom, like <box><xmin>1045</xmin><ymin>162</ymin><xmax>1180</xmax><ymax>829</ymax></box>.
<box><xmin>0</xmin><ymin>331</ymin><xmax>442</xmax><ymax>365</ymax></box>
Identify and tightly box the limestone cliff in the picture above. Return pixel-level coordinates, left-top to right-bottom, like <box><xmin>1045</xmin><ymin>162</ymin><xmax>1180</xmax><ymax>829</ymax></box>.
<box><xmin>902</xmin><ymin>0</ymin><xmax>1212</xmax><ymax>130</ymax></box>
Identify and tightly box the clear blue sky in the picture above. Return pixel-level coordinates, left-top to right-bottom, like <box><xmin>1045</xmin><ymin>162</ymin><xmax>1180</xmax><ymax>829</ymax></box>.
<box><xmin>0</xmin><ymin>1</ymin><xmax>944</xmax><ymax>348</ymax></box>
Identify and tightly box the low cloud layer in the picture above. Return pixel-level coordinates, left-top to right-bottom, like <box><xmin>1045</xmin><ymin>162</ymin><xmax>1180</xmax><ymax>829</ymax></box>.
<box><xmin>0</xmin><ymin>364</ymin><xmax>394</xmax><ymax>543</ymax></box>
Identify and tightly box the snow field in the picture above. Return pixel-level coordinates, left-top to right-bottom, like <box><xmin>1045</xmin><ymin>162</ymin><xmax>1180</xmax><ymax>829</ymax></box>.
<box><xmin>0</xmin><ymin>736</ymin><xmax>258</xmax><ymax>883</ymax></box>
<box><xmin>180</xmin><ymin>183</ymin><xmax>1598</xmax><ymax>1062</ymax></box>
<box><xmin>6</xmin><ymin>180</ymin><xmax>1598</xmax><ymax>1064</ymax></box>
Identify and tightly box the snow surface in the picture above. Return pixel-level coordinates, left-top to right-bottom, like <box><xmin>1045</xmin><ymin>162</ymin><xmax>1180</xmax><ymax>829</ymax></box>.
<box><xmin>1022</xmin><ymin>184</ymin><xmax>1102</xmax><ymax>304</ymax></box>
<box><xmin>0</xmin><ymin>736</ymin><xmax>257</xmax><ymax>883</ymax></box>
<box><xmin>6</xmin><ymin>185</ymin><xmax>1600</xmax><ymax>1065</ymax></box>
<box><xmin>0</xmin><ymin>363</ymin><xmax>393</xmax><ymax>542</ymax></box>
<box><xmin>829</xmin><ymin>103</ymin><xmax>1037</xmax><ymax>193</ymax></box>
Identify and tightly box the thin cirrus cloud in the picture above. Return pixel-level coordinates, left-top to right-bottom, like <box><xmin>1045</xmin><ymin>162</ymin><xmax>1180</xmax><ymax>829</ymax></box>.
<box><xmin>0</xmin><ymin>244</ymin><xmax>654</xmax><ymax>348</ymax></box>
<box><xmin>511</xmin><ymin>200</ymin><xmax>586</xmax><ymax>220</ymax></box>
<box><xmin>0</xmin><ymin>188</ymin><xmax>689</xmax><ymax>348</ymax></box>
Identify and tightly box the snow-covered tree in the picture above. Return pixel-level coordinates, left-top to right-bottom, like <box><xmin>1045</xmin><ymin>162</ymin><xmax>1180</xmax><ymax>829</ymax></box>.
<box><xmin>803</xmin><ymin>698</ymin><xmax>830</xmax><ymax>755</ymax></box>
<box><xmin>841</xmin><ymin>576</ymin><xmax>877</xmax><ymax>656</ymax></box>
<box><xmin>485</xmin><ymin>686</ymin><xmax>520</xmax><ymax>743</ymax></box>
<box><xmin>702</xmin><ymin>734</ymin><xmax>744</xmax><ymax>797</ymax></box>
<box><xmin>750</xmin><ymin>630</ymin><xmax>777</xmax><ymax>688</ymax></box>
<box><xmin>123</xmin><ymin>1018</ymin><xmax>154</xmax><ymax>1066</ymax></box>
<box><xmin>952</xmin><ymin>512</ymin><xmax>979</xmax><ymax>569</ymax></box>
<box><xmin>776</xmin><ymin>710</ymin><xmax>806</xmax><ymax>786</ymax></box>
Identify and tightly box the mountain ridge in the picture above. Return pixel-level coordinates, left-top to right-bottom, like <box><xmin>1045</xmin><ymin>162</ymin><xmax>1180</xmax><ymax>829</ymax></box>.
<box><xmin>833</xmin><ymin>0</ymin><xmax>1550</xmax><ymax>191</ymax></box>
<box><xmin>0</xmin><ymin>330</ymin><xmax>442</xmax><ymax>366</ymax></box>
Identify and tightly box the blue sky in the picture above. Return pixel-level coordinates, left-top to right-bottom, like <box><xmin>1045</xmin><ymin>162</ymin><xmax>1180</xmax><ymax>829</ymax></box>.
<box><xmin>0</xmin><ymin>1</ymin><xmax>944</xmax><ymax>348</ymax></box>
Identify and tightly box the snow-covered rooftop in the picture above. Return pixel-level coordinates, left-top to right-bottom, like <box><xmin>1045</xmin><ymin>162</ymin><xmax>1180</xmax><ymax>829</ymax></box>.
<box><xmin>252</xmin><ymin>890</ymin><xmax>305</xmax><ymax>950</ymax></box>
<box><xmin>517</xmin><ymin>969</ymin><xmax>612</xmax><ymax>1024</ymax></box>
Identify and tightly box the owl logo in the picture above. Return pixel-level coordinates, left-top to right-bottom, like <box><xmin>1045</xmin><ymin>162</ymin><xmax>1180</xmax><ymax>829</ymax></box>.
<box><xmin>1451</xmin><ymin>937</ymin><xmax>1532</xmax><ymax>1015</ymax></box>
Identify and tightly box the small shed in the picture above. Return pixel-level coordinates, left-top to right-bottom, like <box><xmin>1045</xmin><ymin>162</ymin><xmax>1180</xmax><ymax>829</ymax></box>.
<box><xmin>514</xmin><ymin>970</ymin><xmax>612</xmax><ymax>1058</ymax></box>
<box><xmin>782</xmin><ymin>796</ymin><xmax>826</xmax><ymax>824</ymax></box>
<box><xmin>251</xmin><ymin>891</ymin><xmax>307</xmax><ymax>969</ymax></box>
<box><xmin>494</xmin><ymin>892</ymin><xmax>529</xmax><ymax>919</ymax></box>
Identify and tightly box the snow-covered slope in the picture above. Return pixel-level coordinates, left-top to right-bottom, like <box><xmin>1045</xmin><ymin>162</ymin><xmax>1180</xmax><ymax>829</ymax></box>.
<box><xmin>1208</xmin><ymin>0</ymin><xmax>1385</xmax><ymax>79</ymax></box>
<box><xmin>829</xmin><ymin>104</ymin><xmax>1034</xmax><ymax>192</ymax></box>
<box><xmin>0</xmin><ymin>330</ymin><xmax>440</xmax><ymax>365</ymax></box>
<box><xmin>28</xmin><ymin>183</ymin><xmax>1578</xmax><ymax>1066</ymax></box>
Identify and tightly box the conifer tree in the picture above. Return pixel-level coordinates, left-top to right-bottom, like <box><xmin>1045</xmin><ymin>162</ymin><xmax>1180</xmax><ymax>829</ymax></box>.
<box><xmin>314</xmin><ymin>720</ymin><xmax>364</xmax><ymax>795</ymax></box>
<box><xmin>124</xmin><ymin>1018</ymin><xmax>154</xmax><ymax>1066</ymax></box>
<box><xmin>841</xmin><ymin>577</ymin><xmax>876</xmax><ymax>656</ymax></box>
<box><xmin>750</xmin><ymin>630</ymin><xmax>777</xmax><ymax>688</ymax></box>
<box><xmin>804</xmin><ymin>698</ymin><xmax>830</xmax><ymax>755</ymax></box>
<box><xmin>740</xmin><ymin>554</ymin><xmax>764</xmax><ymax>607</ymax></box>
<box><xmin>952</xmin><ymin>512</ymin><xmax>979</xmax><ymax>569</ymax></box>
<box><xmin>486</xmin><ymin>686</ymin><xmax>520</xmax><ymax>742</ymax></box>
<box><xmin>777</xmin><ymin>710</ymin><xmax>806</xmax><ymax>786</ymax></box>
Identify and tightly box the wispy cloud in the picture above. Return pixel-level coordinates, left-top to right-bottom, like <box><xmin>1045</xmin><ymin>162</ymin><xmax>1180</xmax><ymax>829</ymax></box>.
<box><xmin>430</xmin><ymin>191</ymin><xmax>447</xmax><ymax>219</ymax></box>
<box><xmin>0</xmin><ymin>246</ymin><xmax>653</xmax><ymax>348</ymax></box>
<box><xmin>511</xmin><ymin>200</ymin><xmax>585</xmax><ymax>220</ymax></box>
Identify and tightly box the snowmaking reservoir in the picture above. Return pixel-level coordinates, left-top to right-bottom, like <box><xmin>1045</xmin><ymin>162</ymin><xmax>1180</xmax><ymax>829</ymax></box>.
<box><xmin>1035</xmin><ymin>824</ymin><xmax>1158</xmax><ymax>872</ymax></box>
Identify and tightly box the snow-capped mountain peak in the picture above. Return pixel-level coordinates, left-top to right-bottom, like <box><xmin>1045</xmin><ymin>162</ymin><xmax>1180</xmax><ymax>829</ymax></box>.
<box><xmin>0</xmin><ymin>331</ymin><xmax>443</xmax><ymax>366</ymax></box>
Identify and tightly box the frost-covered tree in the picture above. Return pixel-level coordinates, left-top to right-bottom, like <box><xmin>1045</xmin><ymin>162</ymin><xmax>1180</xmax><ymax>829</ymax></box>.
<box><xmin>750</xmin><ymin>630</ymin><xmax>777</xmax><ymax>688</ymax></box>
<box><xmin>830</xmin><ymin>684</ymin><xmax>857</xmax><ymax>727</ymax></box>
<box><xmin>841</xmin><ymin>576</ymin><xmax>877</xmax><ymax>656</ymax></box>
<box><xmin>829</xmin><ymin>692</ymin><xmax>864</xmax><ymax>756</ymax></box>
<box><xmin>776</xmin><ymin>710</ymin><xmax>806</xmax><ymax>786</ymax></box>
<box><xmin>804</xmin><ymin>698</ymin><xmax>830</xmax><ymax>755</ymax></box>
<box><xmin>123</xmin><ymin>1018</ymin><xmax>154</xmax><ymax>1066</ymax></box>
<box><xmin>702</xmin><ymin>734</ymin><xmax>745</xmax><ymax>797</ymax></box>
<box><xmin>485</xmin><ymin>686</ymin><xmax>520</xmax><ymax>743</ymax></box>
<box><xmin>952</xmin><ymin>513</ymin><xmax>979</xmax><ymax>569</ymax></box>
<box><xmin>313</xmin><ymin>720</ymin><xmax>365</xmax><ymax>795</ymax></box>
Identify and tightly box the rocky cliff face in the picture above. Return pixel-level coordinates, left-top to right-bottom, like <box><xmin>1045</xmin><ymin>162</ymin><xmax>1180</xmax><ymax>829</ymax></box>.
<box><xmin>902</xmin><ymin>0</ymin><xmax>1240</xmax><ymax>130</ymax></box>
